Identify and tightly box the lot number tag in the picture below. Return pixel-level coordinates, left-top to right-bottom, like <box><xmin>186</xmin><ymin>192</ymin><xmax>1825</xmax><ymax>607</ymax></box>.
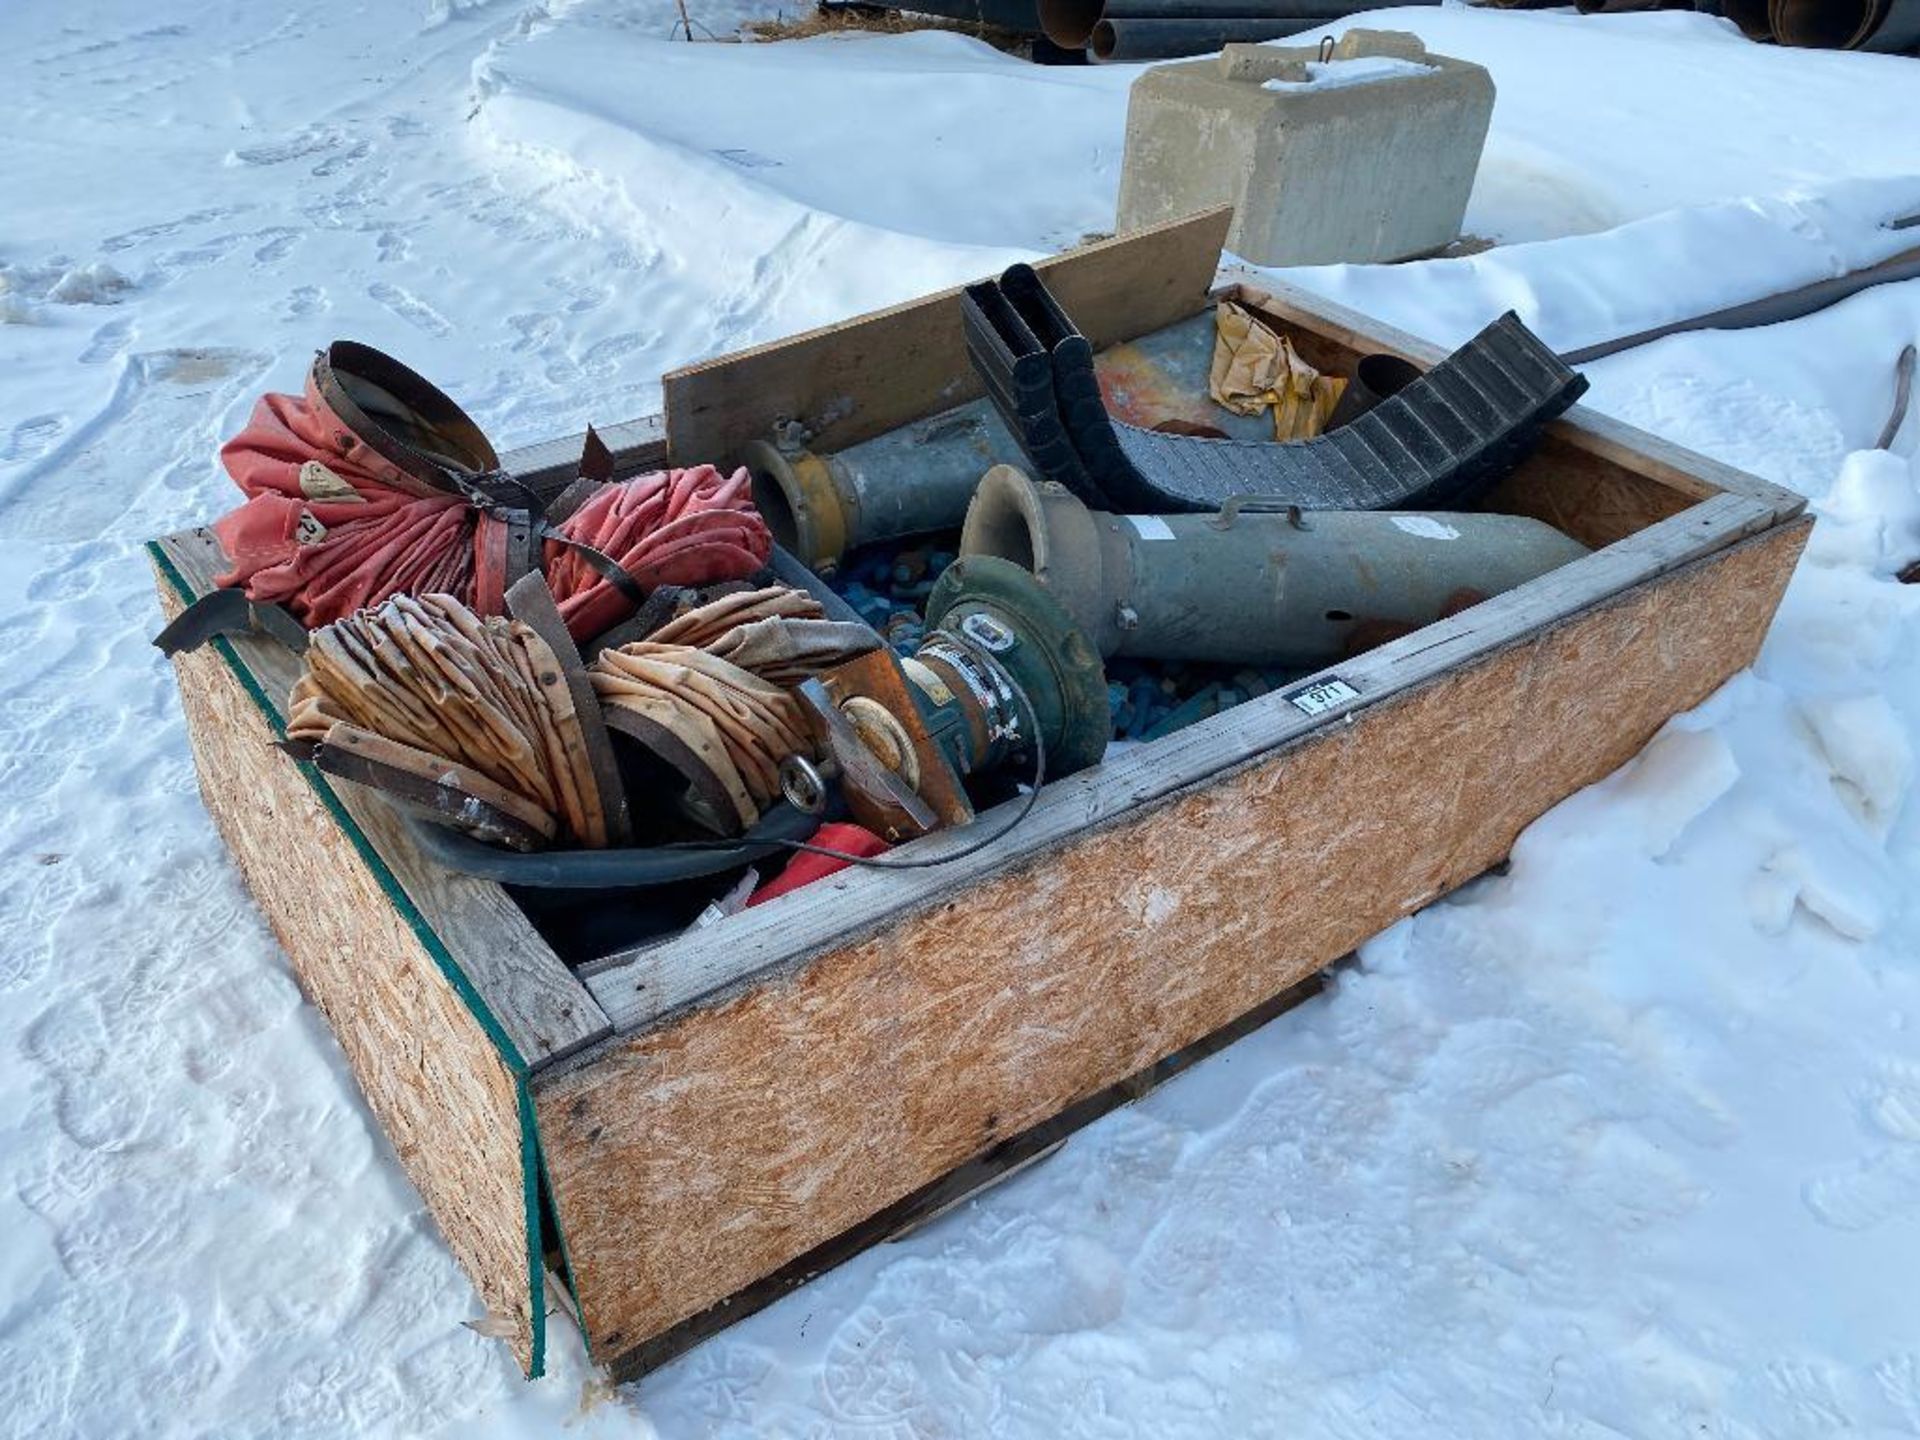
<box><xmin>1287</xmin><ymin>677</ymin><xmax>1360</xmax><ymax>717</ymax></box>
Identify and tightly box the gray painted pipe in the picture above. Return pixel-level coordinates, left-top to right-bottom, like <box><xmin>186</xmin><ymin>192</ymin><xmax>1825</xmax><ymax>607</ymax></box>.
<box><xmin>960</xmin><ymin>465</ymin><xmax>1590</xmax><ymax>665</ymax></box>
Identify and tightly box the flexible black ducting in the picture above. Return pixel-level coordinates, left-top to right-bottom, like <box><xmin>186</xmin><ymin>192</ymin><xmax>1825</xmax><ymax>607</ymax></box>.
<box><xmin>965</xmin><ymin>264</ymin><xmax>1587</xmax><ymax>515</ymax></box>
<box><xmin>1720</xmin><ymin>0</ymin><xmax>1773</xmax><ymax>36</ymax></box>
<box><xmin>1561</xmin><ymin>245</ymin><xmax>1920</xmax><ymax>366</ymax></box>
<box><xmin>1090</xmin><ymin>16</ymin><xmax>1325</xmax><ymax>60</ymax></box>
<box><xmin>1772</xmin><ymin>0</ymin><xmax>1920</xmax><ymax>51</ymax></box>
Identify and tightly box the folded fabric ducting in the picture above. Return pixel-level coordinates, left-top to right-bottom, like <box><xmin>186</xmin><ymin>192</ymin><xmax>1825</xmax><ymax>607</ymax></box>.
<box><xmin>212</xmin><ymin>341</ymin><xmax>772</xmax><ymax>644</ymax></box>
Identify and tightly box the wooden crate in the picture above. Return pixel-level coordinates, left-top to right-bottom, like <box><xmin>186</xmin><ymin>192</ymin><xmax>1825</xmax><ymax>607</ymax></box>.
<box><xmin>150</xmin><ymin>211</ymin><xmax>1810</xmax><ymax>1380</ymax></box>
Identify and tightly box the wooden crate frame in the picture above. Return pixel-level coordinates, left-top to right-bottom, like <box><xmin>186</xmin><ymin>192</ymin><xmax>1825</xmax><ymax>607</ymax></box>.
<box><xmin>150</xmin><ymin>211</ymin><xmax>1810</xmax><ymax>1380</ymax></box>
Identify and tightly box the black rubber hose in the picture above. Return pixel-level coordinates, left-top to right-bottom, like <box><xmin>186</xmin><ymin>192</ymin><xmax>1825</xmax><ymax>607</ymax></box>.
<box><xmin>1561</xmin><ymin>245</ymin><xmax>1920</xmax><ymax>366</ymax></box>
<box><xmin>406</xmin><ymin>801</ymin><xmax>826</xmax><ymax>888</ymax></box>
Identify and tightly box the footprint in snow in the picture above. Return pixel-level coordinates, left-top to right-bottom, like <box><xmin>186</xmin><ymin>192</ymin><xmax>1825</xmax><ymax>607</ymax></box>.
<box><xmin>253</xmin><ymin>228</ymin><xmax>301</xmax><ymax>264</ymax></box>
<box><xmin>100</xmin><ymin>206</ymin><xmax>238</xmax><ymax>253</ymax></box>
<box><xmin>283</xmin><ymin>285</ymin><xmax>327</xmax><ymax>320</ymax></box>
<box><xmin>79</xmin><ymin>318</ymin><xmax>133</xmax><ymax>365</ymax></box>
<box><xmin>368</xmin><ymin>282</ymin><xmax>451</xmax><ymax>337</ymax></box>
<box><xmin>227</xmin><ymin>125</ymin><xmax>341</xmax><ymax>169</ymax></box>
<box><xmin>1804</xmin><ymin>1064</ymin><xmax>1920</xmax><ymax>1231</ymax></box>
<box><xmin>2</xmin><ymin>414</ymin><xmax>67</xmax><ymax>464</ymax></box>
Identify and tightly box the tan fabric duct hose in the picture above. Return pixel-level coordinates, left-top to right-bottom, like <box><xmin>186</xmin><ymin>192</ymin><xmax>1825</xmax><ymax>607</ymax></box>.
<box><xmin>287</xmin><ymin>592</ymin><xmax>609</xmax><ymax>846</ymax></box>
<box><xmin>588</xmin><ymin>586</ymin><xmax>881</xmax><ymax>831</ymax></box>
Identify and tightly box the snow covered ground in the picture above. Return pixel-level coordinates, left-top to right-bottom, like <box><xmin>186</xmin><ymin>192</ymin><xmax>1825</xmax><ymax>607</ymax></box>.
<box><xmin>2</xmin><ymin>1</ymin><xmax>1919</xmax><ymax>1435</ymax></box>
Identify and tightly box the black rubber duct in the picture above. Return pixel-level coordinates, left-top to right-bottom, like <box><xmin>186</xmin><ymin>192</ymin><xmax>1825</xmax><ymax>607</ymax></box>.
<box><xmin>1090</xmin><ymin>16</ymin><xmax>1325</xmax><ymax>60</ymax></box>
<box><xmin>1324</xmin><ymin>352</ymin><xmax>1423</xmax><ymax>431</ymax></box>
<box><xmin>1561</xmin><ymin>244</ymin><xmax>1920</xmax><ymax>366</ymax></box>
<box><xmin>876</xmin><ymin>0</ymin><xmax>1045</xmax><ymax>29</ymax></box>
<box><xmin>1772</xmin><ymin>0</ymin><xmax>1920</xmax><ymax>51</ymax></box>
<box><xmin>964</xmin><ymin>264</ymin><xmax>1587</xmax><ymax>515</ymax></box>
<box><xmin>1040</xmin><ymin>0</ymin><xmax>1430</xmax><ymax>51</ymax></box>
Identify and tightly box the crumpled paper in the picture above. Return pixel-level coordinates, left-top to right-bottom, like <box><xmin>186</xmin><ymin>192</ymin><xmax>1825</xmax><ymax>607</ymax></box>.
<box><xmin>1209</xmin><ymin>299</ymin><xmax>1347</xmax><ymax>441</ymax></box>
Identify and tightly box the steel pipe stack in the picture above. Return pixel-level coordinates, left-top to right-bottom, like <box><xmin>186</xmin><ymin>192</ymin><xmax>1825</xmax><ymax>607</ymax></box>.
<box><xmin>1041</xmin><ymin>0</ymin><xmax>1439</xmax><ymax>61</ymax></box>
<box><xmin>1770</xmin><ymin>0</ymin><xmax>1920</xmax><ymax>51</ymax></box>
<box><xmin>870</xmin><ymin>0</ymin><xmax>1046</xmax><ymax>28</ymax></box>
<box><xmin>867</xmin><ymin>0</ymin><xmax>1919</xmax><ymax>61</ymax></box>
<box><xmin>1471</xmin><ymin>0</ymin><xmax>1920</xmax><ymax>49</ymax></box>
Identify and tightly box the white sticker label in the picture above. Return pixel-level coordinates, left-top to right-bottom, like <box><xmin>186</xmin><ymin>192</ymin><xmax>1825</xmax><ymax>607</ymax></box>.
<box><xmin>1288</xmin><ymin>678</ymin><xmax>1359</xmax><ymax>716</ymax></box>
<box><xmin>298</xmin><ymin>459</ymin><xmax>364</xmax><ymax>504</ymax></box>
<box><xmin>1391</xmin><ymin>515</ymin><xmax>1460</xmax><ymax>540</ymax></box>
<box><xmin>1124</xmin><ymin>515</ymin><xmax>1176</xmax><ymax>541</ymax></box>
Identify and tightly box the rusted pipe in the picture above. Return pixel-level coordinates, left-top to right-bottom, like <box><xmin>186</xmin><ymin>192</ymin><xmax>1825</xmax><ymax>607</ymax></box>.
<box><xmin>1040</xmin><ymin>0</ymin><xmax>1431</xmax><ymax>52</ymax></box>
<box><xmin>1090</xmin><ymin>15</ymin><xmax>1323</xmax><ymax>60</ymax></box>
<box><xmin>1772</xmin><ymin>0</ymin><xmax>1920</xmax><ymax>51</ymax></box>
<box><xmin>870</xmin><ymin>0</ymin><xmax>1044</xmax><ymax>30</ymax></box>
<box><xmin>1720</xmin><ymin>0</ymin><xmax>1775</xmax><ymax>37</ymax></box>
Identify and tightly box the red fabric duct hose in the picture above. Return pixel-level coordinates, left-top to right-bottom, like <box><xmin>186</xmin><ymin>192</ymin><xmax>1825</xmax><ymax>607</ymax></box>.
<box><xmin>210</xmin><ymin>343</ymin><xmax>772</xmax><ymax>643</ymax></box>
<box><xmin>544</xmin><ymin>466</ymin><xmax>772</xmax><ymax>641</ymax></box>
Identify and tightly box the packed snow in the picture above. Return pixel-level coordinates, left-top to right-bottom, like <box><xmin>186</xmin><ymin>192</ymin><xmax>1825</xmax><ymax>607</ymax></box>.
<box><xmin>2</xmin><ymin>1</ymin><xmax>1919</xmax><ymax>1436</ymax></box>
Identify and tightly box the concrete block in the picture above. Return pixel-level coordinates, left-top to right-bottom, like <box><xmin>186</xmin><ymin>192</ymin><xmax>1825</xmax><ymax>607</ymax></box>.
<box><xmin>1115</xmin><ymin>30</ymin><xmax>1495</xmax><ymax>268</ymax></box>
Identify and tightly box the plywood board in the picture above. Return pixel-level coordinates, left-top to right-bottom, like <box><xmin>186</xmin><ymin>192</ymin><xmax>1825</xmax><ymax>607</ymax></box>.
<box><xmin>537</xmin><ymin>517</ymin><xmax>1810</xmax><ymax>1368</ymax></box>
<box><xmin>661</xmin><ymin>208</ymin><xmax>1233</xmax><ymax>468</ymax></box>
<box><xmin>152</xmin><ymin>528</ymin><xmax>609</xmax><ymax>1069</ymax></box>
<box><xmin>155</xmin><ymin>571</ymin><xmax>551</xmax><ymax>1375</ymax></box>
<box><xmin>580</xmin><ymin>491</ymin><xmax>1789</xmax><ymax>1031</ymax></box>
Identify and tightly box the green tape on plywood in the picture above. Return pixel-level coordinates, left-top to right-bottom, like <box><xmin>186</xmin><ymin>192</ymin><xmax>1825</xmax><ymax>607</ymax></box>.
<box><xmin>148</xmin><ymin>540</ymin><xmax>550</xmax><ymax>1376</ymax></box>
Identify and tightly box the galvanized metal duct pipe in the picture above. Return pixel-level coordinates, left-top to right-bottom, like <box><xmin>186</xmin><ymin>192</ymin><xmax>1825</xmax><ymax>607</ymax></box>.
<box><xmin>1772</xmin><ymin>0</ymin><xmax>1920</xmax><ymax>51</ymax></box>
<box><xmin>959</xmin><ymin>464</ymin><xmax>1590</xmax><ymax>666</ymax></box>
<box><xmin>1040</xmin><ymin>0</ymin><xmax>1433</xmax><ymax>52</ymax></box>
<box><xmin>742</xmin><ymin>401</ymin><xmax>1024</xmax><ymax>574</ymax></box>
<box><xmin>742</xmin><ymin>308</ymin><xmax>1231</xmax><ymax>573</ymax></box>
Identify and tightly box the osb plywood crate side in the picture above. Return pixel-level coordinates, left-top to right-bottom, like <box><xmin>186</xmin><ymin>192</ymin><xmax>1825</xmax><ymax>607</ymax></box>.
<box><xmin>153</xmin><ymin>562</ymin><xmax>554</xmax><ymax>1377</ymax></box>
<box><xmin>534</xmin><ymin>517</ymin><xmax>1810</xmax><ymax>1368</ymax></box>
